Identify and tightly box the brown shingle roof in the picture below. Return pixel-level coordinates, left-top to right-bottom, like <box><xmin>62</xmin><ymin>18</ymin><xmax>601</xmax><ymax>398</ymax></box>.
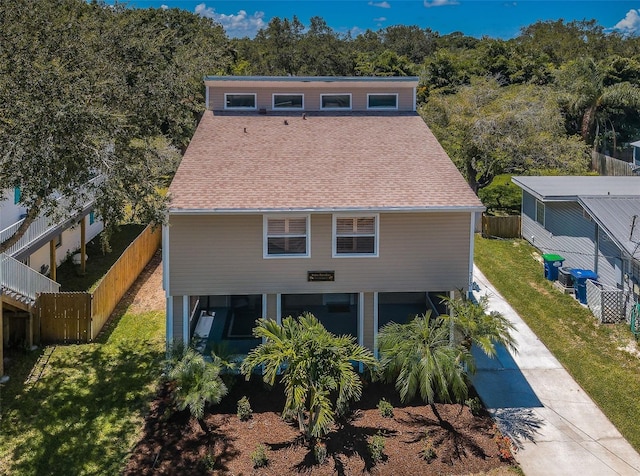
<box><xmin>169</xmin><ymin>111</ymin><xmax>482</xmax><ymax>212</ymax></box>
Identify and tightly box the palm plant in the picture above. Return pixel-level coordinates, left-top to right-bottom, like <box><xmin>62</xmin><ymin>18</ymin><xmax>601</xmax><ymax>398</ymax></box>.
<box><xmin>555</xmin><ymin>57</ymin><xmax>640</xmax><ymax>144</ymax></box>
<box><xmin>240</xmin><ymin>313</ymin><xmax>377</xmax><ymax>441</ymax></box>
<box><xmin>168</xmin><ymin>348</ymin><xmax>229</xmax><ymax>428</ymax></box>
<box><xmin>440</xmin><ymin>293</ymin><xmax>517</xmax><ymax>358</ymax></box>
<box><xmin>378</xmin><ymin>311</ymin><xmax>472</xmax><ymax>420</ymax></box>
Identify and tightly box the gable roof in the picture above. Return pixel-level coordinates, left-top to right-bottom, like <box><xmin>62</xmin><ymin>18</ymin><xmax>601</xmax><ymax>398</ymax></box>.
<box><xmin>579</xmin><ymin>196</ymin><xmax>640</xmax><ymax>258</ymax></box>
<box><xmin>512</xmin><ymin>176</ymin><xmax>640</xmax><ymax>201</ymax></box>
<box><xmin>169</xmin><ymin>111</ymin><xmax>483</xmax><ymax>213</ymax></box>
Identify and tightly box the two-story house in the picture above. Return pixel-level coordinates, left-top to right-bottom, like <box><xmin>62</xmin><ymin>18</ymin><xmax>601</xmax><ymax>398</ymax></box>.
<box><xmin>0</xmin><ymin>184</ymin><xmax>103</xmax><ymax>376</ymax></box>
<box><xmin>163</xmin><ymin>76</ymin><xmax>484</xmax><ymax>357</ymax></box>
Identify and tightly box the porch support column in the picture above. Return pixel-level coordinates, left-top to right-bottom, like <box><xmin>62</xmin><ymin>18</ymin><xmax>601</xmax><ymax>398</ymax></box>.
<box><xmin>373</xmin><ymin>292</ymin><xmax>379</xmax><ymax>358</ymax></box>
<box><xmin>28</xmin><ymin>310</ymin><xmax>33</xmax><ymax>349</ymax></box>
<box><xmin>80</xmin><ymin>216</ymin><xmax>86</xmax><ymax>275</ymax></box>
<box><xmin>49</xmin><ymin>240</ymin><xmax>56</xmax><ymax>282</ymax></box>
<box><xmin>182</xmin><ymin>296</ymin><xmax>190</xmax><ymax>348</ymax></box>
<box><xmin>0</xmin><ymin>303</ymin><xmax>4</xmax><ymax>376</ymax></box>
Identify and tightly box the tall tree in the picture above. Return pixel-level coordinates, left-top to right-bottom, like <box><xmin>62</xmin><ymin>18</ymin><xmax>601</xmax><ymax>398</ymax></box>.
<box><xmin>555</xmin><ymin>57</ymin><xmax>640</xmax><ymax>145</ymax></box>
<box><xmin>421</xmin><ymin>78</ymin><xmax>588</xmax><ymax>192</ymax></box>
<box><xmin>0</xmin><ymin>0</ymin><xmax>231</xmax><ymax>252</ymax></box>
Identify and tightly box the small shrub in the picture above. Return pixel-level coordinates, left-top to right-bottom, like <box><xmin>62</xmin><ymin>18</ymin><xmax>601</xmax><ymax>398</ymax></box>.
<box><xmin>202</xmin><ymin>450</ymin><xmax>216</xmax><ymax>470</ymax></box>
<box><xmin>313</xmin><ymin>442</ymin><xmax>328</xmax><ymax>464</ymax></box>
<box><xmin>493</xmin><ymin>426</ymin><xmax>515</xmax><ymax>462</ymax></box>
<box><xmin>368</xmin><ymin>432</ymin><xmax>386</xmax><ymax>464</ymax></box>
<box><xmin>251</xmin><ymin>443</ymin><xmax>269</xmax><ymax>468</ymax></box>
<box><xmin>377</xmin><ymin>398</ymin><xmax>394</xmax><ymax>418</ymax></box>
<box><xmin>420</xmin><ymin>434</ymin><xmax>437</xmax><ymax>462</ymax></box>
<box><xmin>465</xmin><ymin>396</ymin><xmax>483</xmax><ymax>416</ymax></box>
<box><xmin>237</xmin><ymin>396</ymin><xmax>253</xmax><ymax>421</ymax></box>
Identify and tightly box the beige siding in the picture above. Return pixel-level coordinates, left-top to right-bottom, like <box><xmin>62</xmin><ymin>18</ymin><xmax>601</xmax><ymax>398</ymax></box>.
<box><xmin>172</xmin><ymin>295</ymin><xmax>185</xmax><ymax>345</ymax></box>
<box><xmin>363</xmin><ymin>292</ymin><xmax>375</xmax><ymax>351</ymax></box>
<box><xmin>168</xmin><ymin>212</ymin><xmax>471</xmax><ymax>296</ymax></box>
<box><xmin>266</xmin><ymin>294</ymin><xmax>277</xmax><ymax>320</ymax></box>
<box><xmin>209</xmin><ymin>85</ymin><xmax>414</xmax><ymax>112</ymax></box>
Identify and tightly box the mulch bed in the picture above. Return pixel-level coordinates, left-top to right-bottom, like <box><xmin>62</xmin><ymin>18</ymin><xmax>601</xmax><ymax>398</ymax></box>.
<box><xmin>123</xmin><ymin>379</ymin><xmax>515</xmax><ymax>475</ymax></box>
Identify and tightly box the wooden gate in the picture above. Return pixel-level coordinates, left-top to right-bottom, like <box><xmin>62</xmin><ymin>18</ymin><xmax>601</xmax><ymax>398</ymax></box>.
<box><xmin>39</xmin><ymin>292</ymin><xmax>92</xmax><ymax>343</ymax></box>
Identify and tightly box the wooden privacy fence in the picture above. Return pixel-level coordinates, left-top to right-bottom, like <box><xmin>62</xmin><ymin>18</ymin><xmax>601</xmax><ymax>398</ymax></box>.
<box><xmin>39</xmin><ymin>224</ymin><xmax>162</xmax><ymax>343</ymax></box>
<box><xmin>482</xmin><ymin>214</ymin><xmax>521</xmax><ymax>239</ymax></box>
<box><xmin>591</xmin><ymin>151</ymin><xmax>638</xmax><ymax>176</ymax></box>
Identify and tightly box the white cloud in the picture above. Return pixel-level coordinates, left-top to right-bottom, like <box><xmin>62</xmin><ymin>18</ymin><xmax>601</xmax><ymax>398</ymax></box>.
<box><xmin>195</xmin><ymin>3</ymin><xmax>266</xmax><ymax>38</ymax></box>
<box><xmin>368</xmin><ymin>1</ymin><xmax>391</xmax><ymax>8</ymax></box>
<box><xmin>160</xmin><ymin>4</ymin><xmax>169</xmax><ymax>10</ymax></box>
<box><xmin>423</xmin><ymin>0</ymin><xmax>459</xmax><ymax>8</ymax></box>
<box><xmin>373</xmin><ymin>17</ymin><xmax>387</xmax><ymax>22</ymax></box>
<box><xmin>612</xmin><ymin>9</ymin><xmax>640</xmax><ymax>35</ymax></box>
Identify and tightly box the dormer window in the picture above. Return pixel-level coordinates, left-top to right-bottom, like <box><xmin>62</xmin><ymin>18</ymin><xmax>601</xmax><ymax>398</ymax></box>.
<box><xmin>273</xmin><ymin>94</ymin><xmax>304</xmax><ymax>110</ymax></box>
<box><xmin>225</xmin><ymin>93</ymin><xmax>256</xmax><ymax>110</ymax></box>
<box><xmin>367</xmin><ymin>93</ymin><xmax>398</xmax><ymax>110</ymax></box>
<box><xmin>321</xmin><ymin>93</ymin><xmax>351</xmax><ymax>110</ymax></box>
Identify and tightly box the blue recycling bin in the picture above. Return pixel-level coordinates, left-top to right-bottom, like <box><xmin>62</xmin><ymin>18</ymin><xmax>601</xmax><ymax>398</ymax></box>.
<box><xmin>570</xmin><ymin>269</ymin><xmax>598</xmax><ymax>304</ymax></box>
<box><xmin>542</xmin><ymin>254</ymin><xmax>565</xmax><ymax>281</ymax></box>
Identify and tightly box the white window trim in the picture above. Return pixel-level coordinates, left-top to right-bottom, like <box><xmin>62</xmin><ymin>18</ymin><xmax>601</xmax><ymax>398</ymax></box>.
<box><xmin>332</xmin><ymin>213</ymin><xmax>379</xmax><ymax>258</ymax></box>
<box><xmin>272</xmin><ymin>93</ymin><xmax>304</xmax><ymax>110</ymax></box>
<box><xmin>320</xmin><ymin>93</ymin><xmax>352</xmax><ymax>110</ymax></box>
<box><xmin>535</xmin><ymin>199</ymin><xmax>545</xmax><ymax>227</ymax></box>
<box><xmin>263</xmin><ymin>214</ymin><xmax>311</xmax><ymax>259</ymax></box>
<box><xmin>367</xmin><ymin>93</ymin><xmax>398</xmax><ymax>110</ymax></box>
<box><xmin>224</xmin><ymin>92</ymin><xmax>257</xmax><ymax>110</ymax></box>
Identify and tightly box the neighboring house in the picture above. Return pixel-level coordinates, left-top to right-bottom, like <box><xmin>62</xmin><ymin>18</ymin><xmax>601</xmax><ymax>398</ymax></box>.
<box><xmin>512</xmin><ymin>176</ymin><xmax>640</xmax><ymax>306</ymax></box>
<box><xmin>0</xmin><ymin>184</ymin><xmax>103</xmax><ymax>377</ymax></box>
<box><xmin>632</xmin><ymin>140</ymin><xmax>640</xmax><ymax>166</ymax></box>
<box><xmin>163</xmin><ymin>76</ymin><xmax>484</xmax><ymax>357</ymax></box>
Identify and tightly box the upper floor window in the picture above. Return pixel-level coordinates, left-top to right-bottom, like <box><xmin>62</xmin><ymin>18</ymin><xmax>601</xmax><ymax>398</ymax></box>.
<box><xmin>535</xmin><ymin>199</ymin><xmax>545</xmax><ymax>226</ymax></box>
<box><xmin>14</xmin><ymin>187</ymin><xmax>21</xmax><ymax>204</ymax></box>
<box><xmin>320</xmin><ymin>93</ymin><xmax>351</xmax><ymax>110</ymax></box>
<box><xmin>225</xmin><ymin>93</ymin><xmax>256</xmax><ymax>110</ymax></box>
<box><xmin>333</xmin><ymin>215</ymin><xmax>378</xmax><ymax>257</ymax></box>
<box><xmin>273</xmin><ymin>93</ymin><xmax>304</xmax><ymax>110</ymax></box>
<box><xmin>264</xmin><ymin>216</ymin><xmax>310</xmax><ymax>258</ymax></box>
<box><xmin>367</xmin><ymin>93</ymin><xmax>398</xmax><ymax>110</ymax></box>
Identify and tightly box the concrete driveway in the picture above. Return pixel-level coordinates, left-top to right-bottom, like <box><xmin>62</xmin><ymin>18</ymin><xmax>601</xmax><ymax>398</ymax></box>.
<box><xmin>470</xmin><ymin>265</ymin><xmax>640</xmax><ymax>476</ymax></box>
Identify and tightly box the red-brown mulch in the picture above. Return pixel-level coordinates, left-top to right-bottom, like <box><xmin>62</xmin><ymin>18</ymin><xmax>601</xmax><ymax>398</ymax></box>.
<box><xmin>123</xmin><ymin>378</ymin><xmax>516</xmax><ymax>476</ymax></box>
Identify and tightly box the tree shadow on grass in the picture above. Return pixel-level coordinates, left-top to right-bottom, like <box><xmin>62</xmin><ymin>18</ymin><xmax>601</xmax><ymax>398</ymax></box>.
<box><xmin>3</xmin><ymin>332</ymin><xmax>164</xmax><ymax>476</ymax></box>
<box><xmin>92</xmin><ymin>250</ymin><xmax>162</xmax><ymax>345</ymax></box>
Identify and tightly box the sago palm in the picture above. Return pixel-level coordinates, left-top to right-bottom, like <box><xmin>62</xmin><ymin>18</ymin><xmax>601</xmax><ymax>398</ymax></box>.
<box><xmin>378</xmin><ymin>311</ymin><xmax>472</xmax><ymax>420</ymax></box>
<box><xmin>169</xmin><ymin>348</ymin><xmax>229</xmax><ymax>423</ymax></box>
<box><xmin>240</xmin><ymin>313</ymin><xmax>377</xmax><ymax>441</ymax></box>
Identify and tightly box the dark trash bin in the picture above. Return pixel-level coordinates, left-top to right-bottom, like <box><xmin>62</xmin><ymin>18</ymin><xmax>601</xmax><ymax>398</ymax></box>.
<box><xmin>542</xmin><ymin>254</ymin><xmax>565</xmax><ymax>281</ymax></box>
<box><xmin>570</xmin><ymin>269</ymin><xmax>598</xmax><ymax>304</ymax></box>
<box><xmin>558</xmin><ymin>267</ymin><xmax>574</xmax><ymax>287</ymax></box>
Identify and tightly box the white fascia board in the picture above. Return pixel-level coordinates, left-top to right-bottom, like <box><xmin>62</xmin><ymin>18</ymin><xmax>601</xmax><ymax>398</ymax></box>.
<box><xmin>169</xmin><ymin>205</ymin><xmax>486</xmax><ymax>215</ymax></box>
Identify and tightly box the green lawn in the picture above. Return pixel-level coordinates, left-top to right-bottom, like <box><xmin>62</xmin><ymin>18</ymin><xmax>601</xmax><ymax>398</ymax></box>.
<box><xmin>0</xmin><ymin>308</ymin><xmax>165</xmax><ymax>476</ymax></box>
<box><xmin>475</xmin><ymin>236</ymin><xmax>640</xmax><ymax>450</ymax></box>
<box><xmin>55</xmin><ymin>224</ymin><xmax>146</xmax><ymax>292</ymax></box>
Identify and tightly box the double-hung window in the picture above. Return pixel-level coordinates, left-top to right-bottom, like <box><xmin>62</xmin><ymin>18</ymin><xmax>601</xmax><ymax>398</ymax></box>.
<box><xmin>264</xmin><ymin>216</ymin><xmax>310</xmax><ymax>258</ymax></box>
<box><xmin>333</xmin><ymin>215</ymin><xmax>378</xmax><ymax>257</ymax></box>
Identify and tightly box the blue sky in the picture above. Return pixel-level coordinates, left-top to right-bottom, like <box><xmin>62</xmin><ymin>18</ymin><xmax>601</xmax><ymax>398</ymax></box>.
<box><xmin>116</xmin><ymin>1</ymin><xmax>640</xmax><ymax>39</ymax></box>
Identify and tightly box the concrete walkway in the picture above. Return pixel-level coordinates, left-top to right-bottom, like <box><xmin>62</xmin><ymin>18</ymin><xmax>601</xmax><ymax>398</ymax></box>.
<box><xmin>470</xmin><ymin>265</ymin><xmax>640</xmax><ymax>476</ymax></box>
